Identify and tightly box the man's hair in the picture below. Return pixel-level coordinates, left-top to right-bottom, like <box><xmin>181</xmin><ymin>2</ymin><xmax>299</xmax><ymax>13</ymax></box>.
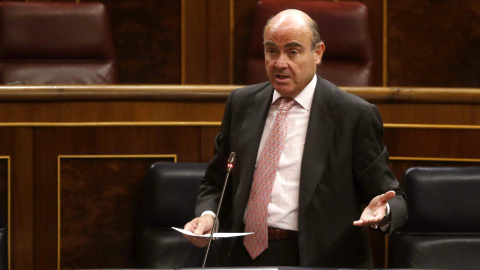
<box><xmin>263</xmin><ymin>14</ymin><xmax>322</xmax><ymax>51</ymax></box>
<box><xmin>308</xmin><ymin>19</ymin><xmax>322</xmax><ymax>50</ymax></box>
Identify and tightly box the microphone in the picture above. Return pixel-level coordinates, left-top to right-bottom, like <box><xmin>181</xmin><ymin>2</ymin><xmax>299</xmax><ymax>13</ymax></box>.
<box><xmin>202</xmin><ymin>152</ymin><xmax>236</xmax><ymax>268</ymax></box>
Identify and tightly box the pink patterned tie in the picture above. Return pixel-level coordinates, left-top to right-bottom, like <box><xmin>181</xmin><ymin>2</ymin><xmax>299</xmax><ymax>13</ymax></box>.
<box><xmin>244</xmin><ymin>97</ymin><xmax>296</xmax><ymax>259</ymax></box>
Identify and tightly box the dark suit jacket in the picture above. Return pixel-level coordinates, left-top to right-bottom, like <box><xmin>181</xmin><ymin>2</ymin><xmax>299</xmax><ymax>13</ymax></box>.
<box><xmin>195</xmin><ymin>76</ymin><xmax>408</xmax><ymax>268</ymax></box>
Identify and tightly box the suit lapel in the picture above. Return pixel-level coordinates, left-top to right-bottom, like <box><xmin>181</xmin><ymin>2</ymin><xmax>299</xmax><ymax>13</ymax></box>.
<box><xmin>233</xmin><ymin>84</ymin><xmax>274</xmax><ymax>225</ymax></box>
<box><xmin>299</xmin><ymin>77</ymin><xmax>335</xmax><ymax>220</ymax></box>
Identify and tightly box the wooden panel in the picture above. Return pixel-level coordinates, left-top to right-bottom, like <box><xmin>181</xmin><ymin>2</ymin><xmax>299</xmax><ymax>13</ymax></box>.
<box><xmin>0</xmin><ymin>128</ymin><xmax>34</xmax><ymax>270</ymax></box>
<box><xmin>233</xmin><ymin>0</ymin><xmax>259</xmax><ymax>84</ymax></box>
<box><xmin>200</xmin><ymin>126</ymin><xmax>221</xmax><ymax>162</ymax></box>
<box><xmin>184</xmin><ymin>0</ymin><xmax>232</xmax><ymax>84</ymax></box>
<box><xmin>183</xmin><ymin>0</ymin><xmax>208</xmax><ymax>83</ymax></box>
<box><xmin>87</xmin><ymin>0</ymin><xmax>182</xmax><ymax>84</ymax></box>
<box><xmin>385</xmin><ymin>128</ymin><xmax>480</xmax><ymax>159</ymax></box>
<box><xmin>59</xmin><ymin>156</ymin><xmax>174</xmax><ymax>269</ymax></box>
<box><xmin>208</xmin><ymin>0</ymin><xmax>232</xmax><ymax>84</ymax></box>
<box><xmin>368</xmin><ymin>231</ymin><xmax>386</xmax><ymax>268</ymax></box>
<box><xmin>0</xmin><ymin>158</ymin><xmax>9</xmax><ymax>270</ymax></box>
<box><xmin>378</xmin><ymin>104</ymin><xmax>480</xmax><ymax>125</ymax></box>
<box><xmin>387</xmin><ymin>0</ymin><xmax>480</xmax><ymax>87</ymax></box>
<box><xmin>33</xmin><ymin>126</ymin><xmax>201</xmax><ymax>270</ymax></box>
<box><xmin>0</xmin><ymin>101</ymin><xmax>226</xmax><ymax>123</ymax></box>
<box><xmin>0</xmin><ymin>159</ymin><xmax>8</xmax><ymax>229</ymax></box>
<box><xmin>361</xmin><ymin>0</ymin><xmax>384</xmax><ymax>86</ymax></box>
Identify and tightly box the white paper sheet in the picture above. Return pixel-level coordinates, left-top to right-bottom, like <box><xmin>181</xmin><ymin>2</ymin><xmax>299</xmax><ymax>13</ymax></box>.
<box><xmin>172</xmin><ymin>227</ymin><xmax>254</xmax><ymax>238</ymax></box>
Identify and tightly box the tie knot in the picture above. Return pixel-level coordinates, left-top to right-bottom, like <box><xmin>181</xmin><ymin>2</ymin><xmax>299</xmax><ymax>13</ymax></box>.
<box><xmin>279</xmin><ymin>98</ymin><xmax>296</xmax><ymax>112</ymax></box>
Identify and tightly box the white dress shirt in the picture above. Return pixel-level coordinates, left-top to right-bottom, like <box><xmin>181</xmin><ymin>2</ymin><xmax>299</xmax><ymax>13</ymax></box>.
<box><xmin>247</xmin><ymin>75</ymin><xmax>317</xmax><ymax>231</ymax></box>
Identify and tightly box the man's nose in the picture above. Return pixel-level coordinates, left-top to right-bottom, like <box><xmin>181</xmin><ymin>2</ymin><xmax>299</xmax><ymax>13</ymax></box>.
<box><xmin>274</xmin><ymin>53</ymin><xmax>288</xmax><ymax>69</ymax></box>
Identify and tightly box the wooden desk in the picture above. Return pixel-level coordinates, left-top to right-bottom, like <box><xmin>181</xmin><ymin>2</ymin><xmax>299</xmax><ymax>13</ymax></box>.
<box><xmin>0</xmin><ymin>85</ymin><xmax>479</xmax><ymax>270</ymax></box>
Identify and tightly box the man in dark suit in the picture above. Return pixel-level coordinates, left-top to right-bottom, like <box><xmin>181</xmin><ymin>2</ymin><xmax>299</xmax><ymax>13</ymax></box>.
<box><xmin>184</xmin><ymin>9</ymin><xmax>407</xmax><ymax>268</ymax></box>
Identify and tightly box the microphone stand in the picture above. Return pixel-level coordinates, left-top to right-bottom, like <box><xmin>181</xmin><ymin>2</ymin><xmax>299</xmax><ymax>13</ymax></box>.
<box><xmin>202</xmin><ymin>152</ymin><xmax>236</xmax><ymax>268</ymax></box>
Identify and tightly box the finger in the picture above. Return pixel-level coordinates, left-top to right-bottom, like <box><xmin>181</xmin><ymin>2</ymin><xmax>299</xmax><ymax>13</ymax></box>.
<box><xmin>184</xmin><ymin>221</ymin><xmax>196</xmax><ymax>232</ymax></box>
<box><xmin>194</xmin><ymin>220</ymin><xmax>206</xmax><ymax>235</ymax></box>
<box><xmin>354</xmin><ymin>216</ymin><xmax>383</xmax><ymax>226</ymax></box>
<box><xmin>353</xmin><ymin>220</ymin><xmax>363</xmax><ymax>226</ymax></box>
<box><xmin>380</xmin><ymin>190</ymin><xmax>396</xmax><ymax>202</ymax></box>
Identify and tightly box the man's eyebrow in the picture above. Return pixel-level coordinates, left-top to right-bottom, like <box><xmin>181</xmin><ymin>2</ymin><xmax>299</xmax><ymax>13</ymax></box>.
<box><xmin>264</xmin><ymin>41</ymin><xmax>278</xmax><ymax>48</ymax></box>
<box><xmin>264</xmin><ymin>41</ymin><xmax>304</xmax><ymax>49</ymax></box>
<box><xmin>284</xmin><ymin>42</ymin><xmax>303</xmax><ymax>48</ymax></box>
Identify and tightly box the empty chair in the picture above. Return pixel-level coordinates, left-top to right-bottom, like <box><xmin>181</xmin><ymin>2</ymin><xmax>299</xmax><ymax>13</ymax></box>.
<box><xmin>135</xmin><ymin>162</ymin><xmax>218</xmax><ymax>268</ymax></box>
<box><xmin>0</xmin><ymin>1</ymin><xmax>117</xmax><ymax>84</ymax></box>
<box><xmin>392</xmin><ymin>167</ymin><xmax>480</xmax><ymax>269</ymax></box>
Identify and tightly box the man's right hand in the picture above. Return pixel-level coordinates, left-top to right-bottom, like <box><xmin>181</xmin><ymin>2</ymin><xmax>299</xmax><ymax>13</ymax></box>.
<box><xmin>183</xmin><ymin>214</ymin><xmax>215</xmax><ymax>247</ymax></box>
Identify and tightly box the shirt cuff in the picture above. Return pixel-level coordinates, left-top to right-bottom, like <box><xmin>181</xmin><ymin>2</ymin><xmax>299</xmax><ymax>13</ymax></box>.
<box><xmin>379</xmin><ymin>203</ymin><xmax>391</xmax><ymax>232</ymax></box>
<box><xmin>201</xmin><ymin>211</ymin><xmax>218</xmax><ymax>235</ymax></box>
<box><xmin>201</xmin><ymin>211</ymin><xmax>216</xmax><ymax>218</ymax></box>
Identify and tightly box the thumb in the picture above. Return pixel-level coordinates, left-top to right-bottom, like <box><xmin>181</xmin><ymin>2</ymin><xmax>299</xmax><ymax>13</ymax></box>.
<box><xmin>381</xmin><ymin>190</ymin><xmax>396</xmax><ymax>202</ymax></box>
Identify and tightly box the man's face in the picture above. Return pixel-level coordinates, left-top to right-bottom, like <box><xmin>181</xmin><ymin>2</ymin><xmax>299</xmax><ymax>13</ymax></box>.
<box><xmin>264</xmin><ymin>16</ymin><xmax>324</xmax><ymax>98</ymax></box>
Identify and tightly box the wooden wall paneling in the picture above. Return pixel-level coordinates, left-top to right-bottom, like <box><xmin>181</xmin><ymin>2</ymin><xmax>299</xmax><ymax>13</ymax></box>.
<box><xmin>110</xmin><ymin>0</ymin><xmax>182</xmax><ymax>84</ymax></box>
<box><xmin>58</xmin><ymin>156</ymin><xmax>175</xmax><ymax>269</ymax></box>
<box><xmin>183</xmin><ymin>0</ymin><xmax>232</xmax><ymax>84</ymax></box>
<box><xmin>183</xmin><ymin>0</ymin><xmax>208</xmax><ymax>84</ymax></box>
<box><xmin>84</xmin><ymin>0</ymin><xmax>182</xmax><ymax>84</ymax></box>
<box><xmin>377</xmin><ymin>103</ymin><xmax>480</xmax><ymax>125</ymax></box>
<box><xmin>384</xmin><ymin>127</ymin><xmax>480</xmax><ymax>159</ymax></box>
<box><xmin>200</xmin><ymin>126</ymin><xmax>220</xmax><ymax>162</ymax></box>
<box><xmin>0</xmin><ymin>101</ymin><xmax>227</xmax><ymax>123</ymax></box>
<box><xmin>208</xmin><ymin>0</ymin><xmax>233</xmax><ymax>84</ymax></box>
<box><xmin>0</xmin><ymin>85</ymin><xmax>478</xmax><ymax>269</ymax></box>
<box><xmin>0</xmin><ymin>128</ymin><xmax>35</xmax><ymax>270</ymax></box>
<box><xmin>233</xmin><ymin>0</ymin><xmax>259</xmax><ymax>84</ymax></box>
<box><xmin>0</xmin><ymin>157</ymin><xmax>9</xmax><ymax>270</ymax></box>
<box><xmin>361</xmin><ymin>0</ymin><xmax>385</xmax><ymax>86</ymax></box>
<box><xmin>0</xmin><ymin>159</ymin><xmax>8</xmax><ymax>236</ymax></box>
<box><xmin>33</xmin><ymin>126</ymin><xmax>202</xmax><ymax>270</ymax></box>
<box><xmin>367</xmin><ymin>230</ymin><xmax>386</xmax><ymax>268</ymax></box>
<box><xmin>387</xmin><ymin>0</ymin><xmax>480</xmax><ymax>87</ymax></box>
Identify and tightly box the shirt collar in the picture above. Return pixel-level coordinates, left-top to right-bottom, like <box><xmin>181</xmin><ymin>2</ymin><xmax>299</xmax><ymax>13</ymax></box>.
<box><xmin>272</xmin><ymin>75</ymin><xmax>316</xmax><ymax>111</ymax></box>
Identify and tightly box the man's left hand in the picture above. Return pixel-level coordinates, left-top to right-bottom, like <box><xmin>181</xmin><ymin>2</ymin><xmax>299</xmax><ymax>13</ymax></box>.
<box><xmin>353</xmin><ymin>190</ymin><xmax>395</xmax><ymax>227</ymax></box>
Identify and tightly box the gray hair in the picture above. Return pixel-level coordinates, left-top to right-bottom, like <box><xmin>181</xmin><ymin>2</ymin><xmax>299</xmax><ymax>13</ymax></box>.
<box><xmin>308</xmin><ymin>19</ymin><xmax>322</xmax><ymax>50</ymax></box>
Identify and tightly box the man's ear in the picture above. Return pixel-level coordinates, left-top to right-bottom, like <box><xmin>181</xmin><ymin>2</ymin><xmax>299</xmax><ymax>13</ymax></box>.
<box><xmin>315</xmin><ymin>42</ymin><xmax>325</xmax><ymax>65</ymax></box>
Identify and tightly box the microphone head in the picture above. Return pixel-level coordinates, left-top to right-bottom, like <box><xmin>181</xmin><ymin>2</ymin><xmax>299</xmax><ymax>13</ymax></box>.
<box><xmin>228</xmin><ymin>152</ymin><xmax>236</xmax><ymax>165</ymax></box>
<box><xmin>227</xmin><ymin>152</ymin><xmax>236</xmax><ymax>172</ymax></box>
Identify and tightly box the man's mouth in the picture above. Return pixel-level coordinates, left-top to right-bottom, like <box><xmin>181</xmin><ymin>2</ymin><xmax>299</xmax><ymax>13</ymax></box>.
<box><xmin>275</xmin><ymin>74</ymin><xmax>290</xmax><ymax>80</ymax></box>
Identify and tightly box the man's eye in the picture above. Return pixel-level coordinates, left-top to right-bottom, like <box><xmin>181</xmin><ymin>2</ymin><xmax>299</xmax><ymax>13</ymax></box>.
<box><xmin>290</xmin><ymin>50</ymin><xmax>299</xmax><ymax>55</ymax></box>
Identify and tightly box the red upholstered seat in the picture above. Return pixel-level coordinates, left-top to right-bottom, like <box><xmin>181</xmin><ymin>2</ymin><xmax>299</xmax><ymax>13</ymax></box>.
<box><xmin>0</xmin><ymin>2</ymin><xmax>117</xmax><ymax>84</ymax></box>
<box><xmin>246</xmin><ymin>0</ymin><xmax>375</xmax><ymax>87</ymax></box>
